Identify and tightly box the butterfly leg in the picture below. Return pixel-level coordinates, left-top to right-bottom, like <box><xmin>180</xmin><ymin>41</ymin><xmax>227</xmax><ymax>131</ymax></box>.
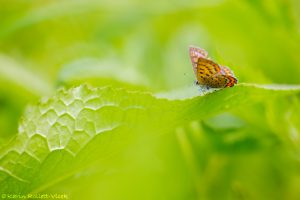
<box><xmin>197</xmin><ymin>85</ymin><xmax>209</xmax><ymax>94</ymax></box>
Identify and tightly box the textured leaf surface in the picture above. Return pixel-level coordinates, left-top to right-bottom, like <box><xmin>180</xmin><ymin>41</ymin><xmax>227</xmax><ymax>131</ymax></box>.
<box><xmin>0</xmin><ymin>84</ymin><xmax>300</xmax><ymax>197</ymax></box>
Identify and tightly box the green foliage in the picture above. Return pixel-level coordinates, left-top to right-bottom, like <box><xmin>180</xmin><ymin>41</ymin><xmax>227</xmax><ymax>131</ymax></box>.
<box><xmin>1</xmin><ymin>0</ymin><xmax>300</xmax><ymax>199</ymax></box>
<box><xmin>1</xmin><ymin>84</ymin><xmax>300</xmax><ymax>199</ymax></box>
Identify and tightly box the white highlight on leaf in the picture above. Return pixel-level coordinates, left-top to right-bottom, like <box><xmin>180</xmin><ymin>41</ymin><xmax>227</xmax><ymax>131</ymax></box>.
<box><xmin>0</xmin><ymin>167</ymin><xmax>29</xmax><ymax>183</ymax></box>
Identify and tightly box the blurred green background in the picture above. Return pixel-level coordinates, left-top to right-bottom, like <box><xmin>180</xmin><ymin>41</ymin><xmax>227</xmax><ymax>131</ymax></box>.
<box><xmin>1</xmin><ymin>0</ymin><xmax>300</xmax><ymax>199</ymax></box>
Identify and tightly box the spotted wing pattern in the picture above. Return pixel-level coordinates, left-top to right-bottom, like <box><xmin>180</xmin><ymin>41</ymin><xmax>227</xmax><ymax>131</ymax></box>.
<box><xmin>189</xmin><ymin>46</ymin><xmax>237</xmax><ymax>88</ymax></box>
<box><xmin>220</xmin><ymin>65</ymin><xmax>237</xmax><ymax>87</ymax></box>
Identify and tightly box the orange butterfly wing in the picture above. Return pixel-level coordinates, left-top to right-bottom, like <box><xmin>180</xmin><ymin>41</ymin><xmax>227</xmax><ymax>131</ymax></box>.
<box><xmin>189</xmin><ymin>46</ymin><xmax>238</xmax><ymax>88</ymax></box>
<box><xmin>196</xmin><ymin>57</ymin><xmax>226</xmax><ymax>87</ymax></box>
<box><xmin>220</xmin><ymin>65</ymin><xmax>237</xmax><ymax>87</ymax></box>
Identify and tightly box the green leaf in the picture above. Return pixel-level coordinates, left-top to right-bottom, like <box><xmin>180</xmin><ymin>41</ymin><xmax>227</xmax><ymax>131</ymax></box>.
<box><xmin>0</xmin><ymin>83</ymin><xmax>299</xmax><ymax>198</ymax></box>
<box><xmin>0</xmin><ymin>55</ymin><xmax>53</xmax><ymax>142</ymax></box>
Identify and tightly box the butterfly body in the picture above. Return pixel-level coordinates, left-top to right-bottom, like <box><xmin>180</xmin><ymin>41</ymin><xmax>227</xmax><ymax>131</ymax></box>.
<box><xmin>189</xmin><ymin>46</ymin><xmax>237</xmax><ymax>88</ymax></box>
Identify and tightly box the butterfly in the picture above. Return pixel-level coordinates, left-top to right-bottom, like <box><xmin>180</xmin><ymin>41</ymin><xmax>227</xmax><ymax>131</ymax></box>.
<box><xmin>189</xmin><ymin>46</ymin><xmax>237</xmax><ymax>88</ymax></box>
